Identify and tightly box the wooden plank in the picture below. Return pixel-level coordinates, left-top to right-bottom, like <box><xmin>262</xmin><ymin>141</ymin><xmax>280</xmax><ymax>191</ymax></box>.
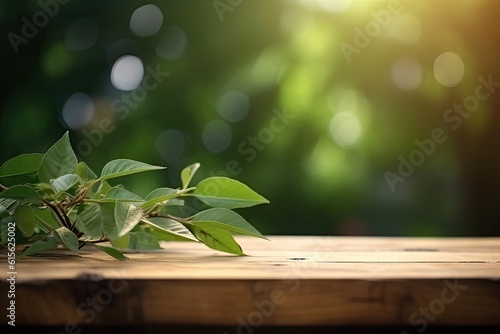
<box><xmin>1</xmin><ymin>236</ymin><xmax>500</xmax><ymax>326</ymax></box>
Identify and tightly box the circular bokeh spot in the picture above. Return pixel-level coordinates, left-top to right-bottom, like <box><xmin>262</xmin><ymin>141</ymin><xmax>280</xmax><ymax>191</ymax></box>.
<box><xmin>110</xmin><ymin>55</ymin><xmax>144</xmax><ymax>91</ymax></box>
<box><xmin>202</xmin><ymin>119</ymin><xmax>232</xmax><ymax>153</ymax></box>
<box><xmin>62</xmin><ymin>92</ymin><xmax>94</xmax><ymax>130</ymax></box>
<box><xmin>130</xmin><ymin>4</ymin><xmax>164</xmax><ymax>37</ymax></box>
<box><xmin>217</xmin><ymin>90</ymin><xmax>249</xmax><ymax>123</ymax></box>
<box><xmin>434</xmin><ymin>52</ymin><xmax>465</xmax><ymax>87</ymax></box>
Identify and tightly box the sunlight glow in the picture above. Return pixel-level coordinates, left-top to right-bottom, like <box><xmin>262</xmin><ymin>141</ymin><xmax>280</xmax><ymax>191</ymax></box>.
<box><xmin>330</xmin><ymin>112</ymin><xmax>362</xmax><ymax>148</ymax></box>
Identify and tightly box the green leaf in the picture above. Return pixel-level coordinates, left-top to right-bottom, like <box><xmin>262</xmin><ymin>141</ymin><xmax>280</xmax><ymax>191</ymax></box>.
<box><xmin>142</xmin><ymin>217</ymin><xmax>197</xmax><ymax>242</ymax></box>
<box><xmin>13</xmin><ymin>205</ymin><xmax>36</xmax><ymax>238</ymax></box>
<box><xmin>144</xmin><ymin>188</ymin><xmax>179</xmax><ymax>201</ymax></box>
<box><xmin>0</xmin><ymin>198</ymin><xmax>18</xmax><ymax>214</ymax></box>
<box><xmin>165</xmin><ymin>198</ymin><xmax>185</xmax><ymax>206</ymax></box>
<box><xmin>99</xmin><ymin>159</ymin><xmax>165</xmax><ymax>181</ymax></box>
<box><xmin>99</xmin><ymin>202</ymin><xmax>115</xmax><ymax>235</ymax></box>
<box><xmin>75</xmin><ymin>203</ymin><xmax>103</xmax><ymax>238</ymax></box>
<box><xmin>76</xmin><ymin>162</ymin><xmax>98</xmax><ymax>180</ymax></box>
<box><xmin>114</xmin><ymin>202</ymin><xmax>143</xmax><ymax>237</ymax></box>
<box><xmin>0</xmin><ymin>153</ymin><xmax>43</xmax><ymax>186</ymax></box>
<box><xmin>50</xmin><ymin>174</ymin><xmax>81</xmax><ymax>193</ymax></box>
<box><xmin>20</xmin><ymin>237</ymin><xmax>59</xmax><ymax>257</ymax></box>
<box><xmin>141</xmin><ymin>187</ymin><xmax>180</xmax><ymax>210</ymax></box>
<box><xmin>0</xmin><ymin>205</ymin><xmax>13</xmax><ymax>244</ymax></box>
<box><xmin>103</xmin><ymin>187</ymin><xmax>145</xmax><ymax>203</ymax></box>
<box><xmin>75</xmin><ymin>162</ymin><xmax>98</xmax><ymax>198</ymax></box>
<box><xmin>181</xmin><ymin>162</ymin><xmax>200</xmax><ymax>189</ymax></box>
<box><xmin>101</xmin><ymin>202</ymin><xmax>142</xmax><ymax>239</ymax></box>
<box><xmin>193</xmin><ymin>177</ymin><xmax>269</xmax><ymax>209</ymax></box>
<box><xmin>109</xmin><ymin>233</ymin><xmax>130</xmax><ymax>249</ymax></box>
<box><xmin>148</xmin><ymin>228</ymin><xmax>192</xmax><ymax>242</ymax></box>
<box><xmin>0</xmin><ymin>185</ymin><xmax>42</xmax><ymax>203</ymax></box>
<box><xmin>93</xmin><ymin>180</ymin><xmax>112</xmax><ymax>199</ymax></box>
<box><xmin>35</xmin><ymin>182</ymin><xmax>56</xmax><ymax>196</ymax></box>
<box><xmin>89</xmin><ymin>244</ymin><xmax>127</xmax><ymax>261</ymax></box>
<box><xmin>33</xmin><ymin>207</ymin><xmax>60</xmax><ymax>230</ymax></box>
<box><xmin>38</xmin><ymin>132</ymin><xmax>78</xmax><ymax>183</ymax></box>
<box><xmin>192</xmin><ymin>208</ymin><xmax>267</xmax><ymax>240</ymax></box>
<box><xmin>189</xmin><ymin>225</ymin><xmax>244</xmax><ymax>255</ymax></box>
<box><xmin>54</xmin><ymin>227</ymin><xmax>79</xmax><ymax>253</ymax></box>
<box><xmin>128</xmin><ymin>231</ymin><xmax>161</xmax><ymax>250</ymax></box>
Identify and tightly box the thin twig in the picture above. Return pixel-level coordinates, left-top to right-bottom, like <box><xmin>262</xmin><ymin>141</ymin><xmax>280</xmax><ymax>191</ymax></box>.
<box><xmin>69</xmin><ymin>220</ymin><xmax>78</xmax><ymax>233</ymax></box>
<box><xmin>56</xmin><ymin>202</ymin><xmax>73</xmax><ymax>229</ymax></box>
<box><xmin>44</xmin><ymin>201</ymin><xmax>69</xmax><ymax>229</ymax></box>
<box><xmin>86</xmin><ymin>237</ymin><xmax>109</xmax><ymax>244</ymax></box>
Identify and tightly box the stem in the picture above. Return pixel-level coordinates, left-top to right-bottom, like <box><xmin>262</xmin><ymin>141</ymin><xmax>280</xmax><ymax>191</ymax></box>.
<box><xmin>86</xmin><ymin>237</ymin><xmax>109</xmax><ymax>244</ymax></box>
<box><xmin>69</xmin><ymin>217</ymin><xmax>78</xmax><ymax>232</ymax></box>
<box><xmin>65</xmin><ymin>206</ymin><xmax>80</xmax><ymax>233</ymax></box>
<box><xmin>181</xmin><ymin>186</ymin><xmax>197</xmax><ymax>193</ymax></box>
<box><xmin>0</xmin><ymin>183</ymin><xmax>7</xmax><ymax>191</ymax></box>
<box><xmin>44</xmin><ymin>201</ymin><xmax>69</xmax><ymax>229</ymax></box>
<box><xmin>67</xmin><ymin>181</ymin><xmax>97</xmax><ymax>207</ymax></box>
<box><xmin>73</xmin><ymin>189</ymin><xmax>87</xmax><ymax>203</ymax></box>
<box><xmin>56</xmin><ymin>202</ymin><xmax>73</xmax><ymax>229</ymax></box>
<box><xmin>82</xmin><ymin>199</ymin><xmax>102</xmax><ymax>203</ymax></box>
<box><xmin>82</xmin><ymin>180</ymin><xmax>99</xmax><ymax>198</ymax></box>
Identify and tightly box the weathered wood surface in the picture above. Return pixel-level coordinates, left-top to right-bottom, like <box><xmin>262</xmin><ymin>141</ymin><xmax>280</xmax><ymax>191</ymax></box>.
<box><xmin>1</xmin><ymin>236</ymin><xmax>500</xmax><ymax>327</ymax></box>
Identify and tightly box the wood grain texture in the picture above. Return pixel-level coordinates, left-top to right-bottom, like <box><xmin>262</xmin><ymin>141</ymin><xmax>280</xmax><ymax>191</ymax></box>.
<box><xmin>1</xmin><ymin>236</ymin><xmax>499</xmax><ymax>326</ymax></box>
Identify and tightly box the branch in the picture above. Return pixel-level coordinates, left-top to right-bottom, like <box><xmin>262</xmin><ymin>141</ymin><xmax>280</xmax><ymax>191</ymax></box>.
<box><xmin>56</xmin><ymin>202</ymin><xmax>73</xmax><ymax>229</ymax></box>
<box><xmin>86</xmin><ymin>237</ymin><xmax>109</xmax><ymax>244</ymax></box>
<box><xmin>65</xmin><ymin>180</ymin><xmax>100</xmax><ymax>208</ymax></box>
<box><xmin>69</xmin><ymin>220</ymin><xmax>78</xmax><ymax>233</ymax></box>
<box><xmin>44</xmin><ymin>201</ymin><xmax>70</xmax><ymax>229</ymax></box>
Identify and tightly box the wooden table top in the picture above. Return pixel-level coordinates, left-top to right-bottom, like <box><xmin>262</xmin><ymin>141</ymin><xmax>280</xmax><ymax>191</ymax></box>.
<box><xmin>1</xmin><ymin>236</ymin><xmax>500</xmax><ymax>327</ymax></box>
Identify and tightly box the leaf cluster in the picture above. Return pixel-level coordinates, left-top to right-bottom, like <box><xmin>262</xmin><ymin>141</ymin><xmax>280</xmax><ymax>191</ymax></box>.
<box><xmin>0</xmin><ymin>132</ymin><xmax>269</xmax><ymax>260</ymax></box>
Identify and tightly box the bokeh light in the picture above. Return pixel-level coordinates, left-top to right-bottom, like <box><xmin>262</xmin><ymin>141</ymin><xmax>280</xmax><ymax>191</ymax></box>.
<box><xmin>156</xmin><ymin>129</ymin><xmax>186</xmax><ymax>163</ymax></box>
<box><xmin>61</xmin><ymin>93</ymin><xmax>95</xmax><ymax>130</ymax></box>
<box><xmin>110</xmin><ymin>55</ymin><xmax>144</xmax><ymax>91</ymax></box>
<box><xmin>65</xmin><ymin>18</ymin><xmax>99</xmax><ymax>51</ymax></box>
<box><xmin>317</xmin><ymin>0</ymin><xmax>351</xmax><ymax>13</ymax></box>
<box><xmin>391</xmin><ymin>56</ymin><xmax>423</xmax><ymax>91</ymax></box>
<box><xmin>130</xmin><ymin>4</ymin><xmax>164</xmax><ymax>37</ymax></box>
<box><xmin>434</xmin><ymin>52</ymin><xmax>465</xmax><ymax>87</ymax></box>
<box><xmin>217</xmin><ymin>91</ymin><xmax>250</xmax><ymax>123</ymax></box>
<box><xmin>202</xmin><ymin>119</ymin><xmax>232</xmax><ymax>153</ymax></box>
<box><xmin>330</xmin><ymin>112</ymin><xmax>363</xmax><ymax>148</ymax></box>
<box><xmin>384</xmin><ymin>14</ymin><xmax>422</xmax><ymax>44</ymax></box>
<box><xmin>155</xmin><ymin>26</ymin><xmax>188</xmax><ymax>61</ymax></box>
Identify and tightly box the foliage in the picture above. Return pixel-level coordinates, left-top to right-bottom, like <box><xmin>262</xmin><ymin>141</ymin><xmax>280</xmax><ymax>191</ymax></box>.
<box><xmin>0</xmin><ymin>132</ymin><xmax>269</xmax><ymax>260</ymax></box>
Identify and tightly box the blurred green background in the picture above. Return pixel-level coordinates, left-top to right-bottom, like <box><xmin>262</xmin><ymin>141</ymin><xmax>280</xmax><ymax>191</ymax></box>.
<box><xmin>1</xmin><ymin>0</ymin><xmax>500</xmax><ymax>236</ymax></box>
